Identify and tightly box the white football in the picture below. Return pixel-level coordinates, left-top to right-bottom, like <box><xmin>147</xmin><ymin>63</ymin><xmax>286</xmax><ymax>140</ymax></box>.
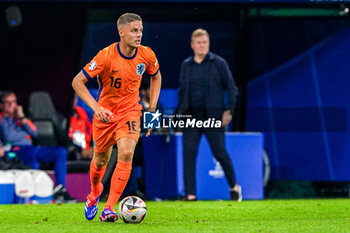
<box><xmin>118</xmin><ymin>196</ymin><xmax>147</xmax><ymax>223</ymax></box>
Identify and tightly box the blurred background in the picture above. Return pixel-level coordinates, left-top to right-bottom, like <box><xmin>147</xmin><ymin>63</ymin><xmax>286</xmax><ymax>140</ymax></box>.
<box><xmin>1</xmin><ymin>0</ymin><xmax>350</xmax><ymax>201</ymax></box>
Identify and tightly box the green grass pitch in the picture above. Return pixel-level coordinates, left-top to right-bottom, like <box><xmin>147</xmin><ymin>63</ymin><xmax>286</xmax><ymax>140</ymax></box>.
<box><xmin>0</xmin><ymin>199</ymin><xmax>349</xmax><ymax>232</ymax></box>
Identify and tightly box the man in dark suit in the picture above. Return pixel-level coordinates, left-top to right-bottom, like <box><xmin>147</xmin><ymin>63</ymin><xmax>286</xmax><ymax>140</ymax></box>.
<box><xmin>178</xmin><ymin>28</ymin><xmax>241</xmax><ymax>201</ymax></box>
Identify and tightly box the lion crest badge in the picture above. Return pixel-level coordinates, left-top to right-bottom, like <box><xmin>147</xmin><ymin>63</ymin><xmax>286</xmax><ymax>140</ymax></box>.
<box><xmin>136</xmin><ymin>63</ymin><xmax>146</xmax><ymax>76</ymax></box>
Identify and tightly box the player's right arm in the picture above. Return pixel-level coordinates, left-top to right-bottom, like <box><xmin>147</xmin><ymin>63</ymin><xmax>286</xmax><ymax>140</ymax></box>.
<box><xmin>72</xmin><ymin>71</ymin><xmax>113</xmax><ymax>123</ymax></box>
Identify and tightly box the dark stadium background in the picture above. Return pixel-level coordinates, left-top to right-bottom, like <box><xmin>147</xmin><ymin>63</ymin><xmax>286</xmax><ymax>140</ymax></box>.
<box><xmin>1</xmin><ymin>1</ymin><xmax>350</xmax><ymax>198</ymax></box>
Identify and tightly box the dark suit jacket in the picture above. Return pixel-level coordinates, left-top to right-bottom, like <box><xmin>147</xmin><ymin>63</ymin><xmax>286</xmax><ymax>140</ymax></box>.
<box><xmin>177</xmin><ymin>52</ymin><xmax>238</xmax><ymax>119</ymax></box>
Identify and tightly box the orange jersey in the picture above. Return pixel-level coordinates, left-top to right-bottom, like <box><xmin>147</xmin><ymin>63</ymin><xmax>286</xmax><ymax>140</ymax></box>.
<box><xmin>82</xmin><ymin>42</ymin><xmax>160</xmax><ymax>120</ymax></box>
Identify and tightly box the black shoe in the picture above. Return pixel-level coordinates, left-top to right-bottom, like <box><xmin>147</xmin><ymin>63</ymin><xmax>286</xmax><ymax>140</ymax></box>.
<box><xmin>53</xmin><ymin>184</ymin><xmax>77</xmax><ymax>204</ymax></box>
<box><xmin>230</xmin><ymin>185</ymin><xmax>242</xmax><ymax>202</ymax></box>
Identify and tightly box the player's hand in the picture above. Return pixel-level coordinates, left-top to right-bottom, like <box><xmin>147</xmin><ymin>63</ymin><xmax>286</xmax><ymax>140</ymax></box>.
<box><xmin>94</xmin><ymin>106</ymin><xmax>113</xmax><ymax>123</ymax></box>
<box><xmin>145</xmin><ymin>128</ymin><xmax>153</xmax><ymax>137</ymax></box>
<box><xmin>16</xmin><ymin>105</ymin><xmax>25</xmax><ymax>118</ymax></box>
<box><xmin>221</xmin><ymin>110</ymin><xmax>232</xmax><ymax>127</ymax></box>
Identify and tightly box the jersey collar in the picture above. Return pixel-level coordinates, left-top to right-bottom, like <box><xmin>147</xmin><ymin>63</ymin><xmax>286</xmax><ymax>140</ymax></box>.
<box><xmin>117</xmin><ymin>42</ymin><xmax>138</xmax><ymax>60</ymax></box>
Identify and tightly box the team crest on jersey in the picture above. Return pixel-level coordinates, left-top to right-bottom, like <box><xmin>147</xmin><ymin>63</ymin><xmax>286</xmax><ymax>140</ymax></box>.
<box><xmin>89</xmin><ymin>60</ymin><xmax>97</xmax><ymax>71</ymax></box>
<box><xmin>136</xmin><ymin>63</ymin><xmax>146</xmax><ymax>75</ymax></box>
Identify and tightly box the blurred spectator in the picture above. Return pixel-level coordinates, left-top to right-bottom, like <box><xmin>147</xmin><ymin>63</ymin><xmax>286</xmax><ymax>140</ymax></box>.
<box><xmin>0</xmin><ymin>91</ymin><xmax>76</xmax><ymax>203</ymax></box>
<box><xmin>177</xmin><ymin>29</ymin><xmax>241</xmax><ymax>201</ymax></box>
<box><xmin>68</xmin><ymin>93</ymin><xmax>93</xmax><ymax>160</ymax></box>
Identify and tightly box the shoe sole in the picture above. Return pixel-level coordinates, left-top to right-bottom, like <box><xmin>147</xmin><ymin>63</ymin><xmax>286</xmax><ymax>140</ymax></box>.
<box><xmin>99</xmin><ymin>215</ymin><xmax>118</xmax><ymax>222</ymax></box>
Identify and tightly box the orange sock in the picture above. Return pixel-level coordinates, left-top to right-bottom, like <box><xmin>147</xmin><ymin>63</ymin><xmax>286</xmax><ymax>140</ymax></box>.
<box><xmin>89</xmin><ymin>160</ymin><xmax>106</xmax><ymax>197</ymax></box>
<box><xmin>104</xmin><ymin>160</ymin><xmax>132</xmax><ymax>210</ymax></box>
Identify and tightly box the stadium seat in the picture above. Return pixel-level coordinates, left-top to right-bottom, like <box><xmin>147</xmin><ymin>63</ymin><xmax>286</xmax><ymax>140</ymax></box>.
<box><xmin>28</xmin><ymin>91</ymin><xmax>58</xmax><ymax>120</ymax></box>
<box><xmin>27</xmin><ymin>91</ymin><xmax>90</xmax><ymax>173</ymax></box>
<box><xmin>32</xmin><ymin>120</ymin><xmax>59</xmax><ymax>146</ymax></box>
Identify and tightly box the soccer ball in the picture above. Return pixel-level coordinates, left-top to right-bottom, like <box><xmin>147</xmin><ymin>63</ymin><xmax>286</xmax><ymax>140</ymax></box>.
<box><xmin>118</xmin><ymin>196</ymin><xmax>147</xmax><ymax>223</ymax></box>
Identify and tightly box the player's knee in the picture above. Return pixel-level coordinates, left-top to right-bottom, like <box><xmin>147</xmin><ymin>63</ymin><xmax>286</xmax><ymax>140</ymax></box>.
<box><xmin>94</xmin><ymin>155</ymin><xmax>108</xmax><ymax>167</ymax></box>
<box><xmin>94</xmin><ymin>159</ymin><xmax>107</xmax><ymax>167</ymax></box>
<box><xmin>118</xmin><ymin>148</ymin><xmax>134</xmax><ymax>160</ymax></box>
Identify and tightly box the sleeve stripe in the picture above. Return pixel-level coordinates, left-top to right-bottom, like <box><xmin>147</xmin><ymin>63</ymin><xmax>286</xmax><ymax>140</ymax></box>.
<box><xmin>148</xmin><ymin>68</ymin><xmax>160</xmax><ymax>77</ymax></box>
<box><xmin>26</xmin><ymin>120</ymin><xmax>37</xmax><ymax>132</ymax></box>
<box><xmin>82</xmin><ymin>69</ymin><xmax>92</xmax><ymax>79</ymax></box>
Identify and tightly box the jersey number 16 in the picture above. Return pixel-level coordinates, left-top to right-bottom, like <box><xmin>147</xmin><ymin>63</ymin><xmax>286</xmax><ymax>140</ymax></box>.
<box><xmin>110</xmin><ymin>77</ymin><xmax>121</xmax><ymax>88</ymax></box>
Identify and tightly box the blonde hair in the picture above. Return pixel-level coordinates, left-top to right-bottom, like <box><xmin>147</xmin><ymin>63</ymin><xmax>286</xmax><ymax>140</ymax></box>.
<box><xmin>117</xmin><ymin>13</ymin><xmax>142</xmax><ymax>29</ymax></box>
<box><xmin>191</xmin><ymin>28</ymin><xmax>210</xmax><ymax>41</ymax></box>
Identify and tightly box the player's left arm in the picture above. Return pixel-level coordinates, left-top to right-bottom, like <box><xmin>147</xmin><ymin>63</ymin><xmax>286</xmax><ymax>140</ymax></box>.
<box><xmin>146</xmin><ymin>71</ymin><xmax>162</xmax><ymax>137</ymax></box>
<box><xmin>220</xmin><ymin>59</ymin><xmax>238</xmax><ymax>127</ymax></box>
